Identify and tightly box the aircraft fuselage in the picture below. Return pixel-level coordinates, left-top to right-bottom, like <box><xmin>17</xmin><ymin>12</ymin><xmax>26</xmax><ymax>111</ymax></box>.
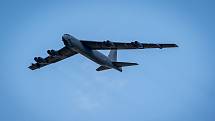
<box><xmin>62</xmin><ymin>34</ymin><xmax>121</xmax><ymax>71</ymax></box>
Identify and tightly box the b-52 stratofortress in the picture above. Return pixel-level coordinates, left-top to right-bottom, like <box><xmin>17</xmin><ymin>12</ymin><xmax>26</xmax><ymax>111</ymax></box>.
<box><xmin>29</xmin><ymin>34</ymin><xmax>178</xmax><ymax>72</ymax></box>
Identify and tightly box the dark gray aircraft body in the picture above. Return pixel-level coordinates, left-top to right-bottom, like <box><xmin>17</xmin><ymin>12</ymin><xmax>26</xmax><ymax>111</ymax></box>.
<box><xmin>29</xmin><ymin>34</ymin><xmax>178</xmax><ymax>72</ymax></box>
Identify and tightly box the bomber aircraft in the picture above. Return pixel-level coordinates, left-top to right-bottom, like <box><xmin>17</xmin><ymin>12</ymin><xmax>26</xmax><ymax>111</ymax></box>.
<box><xmin>29</xmin><ymin>34</ymin><xmax>178</xmax><ymax>72</ymax></box>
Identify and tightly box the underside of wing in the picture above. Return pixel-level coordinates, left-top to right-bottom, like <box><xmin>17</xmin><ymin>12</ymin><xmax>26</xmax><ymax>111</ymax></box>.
<box><xmin>29</xmin><ymin>47</ymin><xmax>77</xmax><ymax>70</ymax></box>
<box><xmin>81</xmin><ymin>40</ymin><xmax>178</xmax><ymax>50</ymax></box>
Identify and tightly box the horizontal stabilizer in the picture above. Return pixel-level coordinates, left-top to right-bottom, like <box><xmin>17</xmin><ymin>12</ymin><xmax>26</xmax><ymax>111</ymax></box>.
<box><xmin>96</xmin><ymin>66</ymin><xmax>111</xmax><ymax>71</ymax></box>
<box><xmin>112</xmin><ymin>62</ymin><xmax>138</xmax><ymax>67</ymax></box>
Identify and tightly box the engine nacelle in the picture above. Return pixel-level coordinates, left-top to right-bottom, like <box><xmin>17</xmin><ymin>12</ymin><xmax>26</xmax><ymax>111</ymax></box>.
<box><xmin>47</xmin><ymin>49</ymin><xmax>58</xmax><ymax>56</ymax></box>
<box><xmin>34</xmin><ymin>57</ymin><xmax>46</xmax><ymax>63</ymax></box>
<box><xmin>131</xmin><ymin>41</ymin><xmax>142</xmax><ymax>47</ymax></box>
<box><xmin>103</xmin><ymin>40</ymin><xmax>114</xmax><ymax>47</ymax></box>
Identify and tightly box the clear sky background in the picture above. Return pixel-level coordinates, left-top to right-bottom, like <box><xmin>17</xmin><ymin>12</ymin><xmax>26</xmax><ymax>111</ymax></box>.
<box><xmin>0</xmin><ymin>0</ymin><xmax>215</xmax><ymax>121</ymax></box>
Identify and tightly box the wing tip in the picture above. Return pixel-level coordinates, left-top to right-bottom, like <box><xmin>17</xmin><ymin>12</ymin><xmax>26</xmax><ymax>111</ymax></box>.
<box><xmin>174</xmin><ymin>44</ymin><xmax>179</xmax><ymax>47</ymax></box>
<box><xmin>28</xmin><ymin>66</ymin><xmax>35</xmax><ymax>70</ymax></box>
<box><xmin>28</xmin><ymin>63</ymin><xmax>40</xmax><ymax>70</ymax></box>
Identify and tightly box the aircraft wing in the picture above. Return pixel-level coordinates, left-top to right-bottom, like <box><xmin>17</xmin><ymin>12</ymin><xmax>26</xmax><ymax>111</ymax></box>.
<box><xmin>81</xmin><ymin>40</ymin><xmax>178</xmax><ymax>50</ymax></box>
<box><xmin>29</xmin><ymin>47</ymin><xmax>77</xmax><ymax>70</ymax></box>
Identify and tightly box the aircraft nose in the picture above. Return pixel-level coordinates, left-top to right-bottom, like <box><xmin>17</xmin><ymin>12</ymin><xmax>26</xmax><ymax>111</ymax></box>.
<box><xmin>62</xmin><ymin>34</ymin><xmax>71</xmax><ymax>40</ymax></box>
<box><xmin>62</xmin><ymin>34</ymin><xmax>72</xmax><ymax>46</ymax></box>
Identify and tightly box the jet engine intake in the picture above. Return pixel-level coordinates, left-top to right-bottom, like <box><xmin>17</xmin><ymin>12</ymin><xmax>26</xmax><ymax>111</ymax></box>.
<box><xmin>131</xmin><ymin>41</ymin><xmax>142</xmax><ymax>47</ymax></box>
<box><xmin>103</xmin><ymin>40</ymin><xmax>114</xmax><ymax>47</ymax></box>
<box><xmin>34</xmin><ymin>57</ymin><xmax>46</xmax><ymax>63</ymax></box>
<box><xmin>47</xmin><ymin>50</ymin><xmax>58</xmax><ymax>56</ymax></box>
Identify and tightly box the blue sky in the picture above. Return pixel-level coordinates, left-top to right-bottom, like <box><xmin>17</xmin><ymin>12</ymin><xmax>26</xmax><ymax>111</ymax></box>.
<box><xmin>1</xmin><ymin>0</ymin><xmax>215</xmax><ymax>121</ymax></box>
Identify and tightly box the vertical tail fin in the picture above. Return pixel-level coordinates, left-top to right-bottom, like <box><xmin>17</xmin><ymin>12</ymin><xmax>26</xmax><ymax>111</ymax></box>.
<box><xmin>108</xmin><ymin>49</ymin><xmax>117</xmax><ymax>61</ymax></box>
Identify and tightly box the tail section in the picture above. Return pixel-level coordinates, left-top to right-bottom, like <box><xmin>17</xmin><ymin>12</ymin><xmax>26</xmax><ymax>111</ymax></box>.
<box><xmin>108</xmin><ymin>49</ymin><xmax>117</xmax><ymax>61</ymax></box>
<box><xmin>112</xmin><ymin>62</ymin><xmax>138</xmax><ymax>67</ymax></box>
<box><xmin>96</xmin><ymin>66</ymin><xmax>111</xmax><ymax>71</ymax></box>
<box><xmin>112</xmin><ymin>62</ymin><xmax>138</xmax><ymax>72</ymax></box>
<box><xmin>96</xmin><ymin>49</ymin><xmax>138</xmax><ymax>72</ymax></box>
